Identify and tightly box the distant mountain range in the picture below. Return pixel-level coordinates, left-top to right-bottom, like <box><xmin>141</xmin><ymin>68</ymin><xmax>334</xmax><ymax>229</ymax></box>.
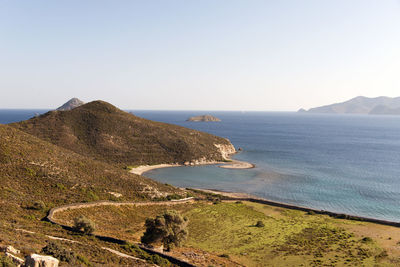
<box><xmin>299</xmin><ymin>96</ymin><xmax>400</xmax><ymax>115</ymax></box>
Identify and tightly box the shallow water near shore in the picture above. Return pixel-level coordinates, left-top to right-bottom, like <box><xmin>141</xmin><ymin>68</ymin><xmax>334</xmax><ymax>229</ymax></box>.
<box><xmin>2</xmin><ymin>109</ymin><xmax>400</xmax><ymax>222</ymax></box>
<box><xmin>133</xmin><ymin>111</ymin><xmax>400</xmax><ymax>222</ymax></box>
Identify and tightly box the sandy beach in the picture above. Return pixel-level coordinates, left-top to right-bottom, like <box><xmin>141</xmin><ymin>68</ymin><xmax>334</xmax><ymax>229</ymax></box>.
<box><xmin>130</xmin><ymin>163</ymin><xmax>182</xmax><ymax>175</ymax></box>
<box><xmin>130</xmin><ymin>158</ymin><xmax>255</xmax><ymax>175</ymax></box>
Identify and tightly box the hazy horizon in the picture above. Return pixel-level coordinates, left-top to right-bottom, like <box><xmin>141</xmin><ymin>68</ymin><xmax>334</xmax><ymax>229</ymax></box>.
<box><xmin>1</xmin><ymin>1</ymin><xmax>399</xmax><ymax>110</ymax></box>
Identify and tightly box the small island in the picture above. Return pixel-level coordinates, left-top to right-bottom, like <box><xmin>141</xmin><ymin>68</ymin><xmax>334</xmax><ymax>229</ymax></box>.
<box><xmin>186</xmin><ymin>114</ymin><xmax>221</xmax><ymax>122</ymax></box>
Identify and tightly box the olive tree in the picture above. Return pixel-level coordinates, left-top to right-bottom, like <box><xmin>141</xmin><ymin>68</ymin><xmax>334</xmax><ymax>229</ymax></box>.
<box><xmin>73</xmin><ymin>215</ymin><xmax>95</xmax><ymax>235</ymax></box>
<box><xmin>141</xmin><ymin>210</ymin><xmax>188</xmax><ymax>250</ymax></box>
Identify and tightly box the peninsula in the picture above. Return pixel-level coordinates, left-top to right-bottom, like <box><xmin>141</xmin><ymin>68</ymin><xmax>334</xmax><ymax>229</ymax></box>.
<box><xmin>299</xmin><ymin>96</ymin><xmax>400</xmax><ymax>115</ymax></box>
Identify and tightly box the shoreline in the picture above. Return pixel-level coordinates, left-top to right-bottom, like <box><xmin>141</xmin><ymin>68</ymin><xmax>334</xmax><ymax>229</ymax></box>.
<box><xmin>197</xmin><ymin>188</ymin><xmax>400</xmax><ymax>227</ymax></box>
<box><xmin>130</xmin><ymin>161</ymin><xmax>400</xmax><ymax>227</ymax></box>
<box><xmin>130</xmin><ymin>158</ymin><xmax>255</xmax><ymax>176</ymax></box>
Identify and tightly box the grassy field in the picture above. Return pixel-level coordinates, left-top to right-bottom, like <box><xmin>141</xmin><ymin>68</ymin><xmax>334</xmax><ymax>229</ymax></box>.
<box><xmin>53</xmin><ymin>200</ymin><xmax>400</xmax><ymax>266</ymax></box>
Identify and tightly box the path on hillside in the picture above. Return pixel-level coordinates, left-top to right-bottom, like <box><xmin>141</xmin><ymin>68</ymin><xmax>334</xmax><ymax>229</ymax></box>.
<box><xmin>15</xmin><ymin>229</ymin><xmax>147</xmax><ymax>264</ymax></box>
<box><xmin>47</xmin><ymin>197</ymin><xmax>195</xmax><ymax>224</ymax></box>
<box><xmin>46</xmin><ymin>197</ymin><xmax>197</xmax><ymax>267</ymax></box>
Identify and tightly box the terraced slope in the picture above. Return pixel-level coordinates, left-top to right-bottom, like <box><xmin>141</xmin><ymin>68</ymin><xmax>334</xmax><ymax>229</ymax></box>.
<box><xmin>13</xmin><ymin>100</ymin><xmax>235</xmax><ymax>167</ymax></box>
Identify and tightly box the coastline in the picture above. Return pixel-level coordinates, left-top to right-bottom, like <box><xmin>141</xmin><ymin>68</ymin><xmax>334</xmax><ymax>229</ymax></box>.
<box><xmin>130</xmin><ymin>158</ymin><xmax>255</xmax><ymax>176</ymax></box>
<box><xmin>130</xmin><ymin>160</ymin><xmax>400</xmax><ymax>226</ymax></box>
<box><xmin>197</xmin><ymin>188</ymin><xmax>400</xmax><ymax>227</ymax></box>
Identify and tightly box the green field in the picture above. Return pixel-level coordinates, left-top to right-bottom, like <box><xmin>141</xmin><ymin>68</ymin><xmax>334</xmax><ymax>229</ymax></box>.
<box><xmin>54</xmin><ymin>200</ymin><xmax>400</xmax><ymax>266</ymax></box>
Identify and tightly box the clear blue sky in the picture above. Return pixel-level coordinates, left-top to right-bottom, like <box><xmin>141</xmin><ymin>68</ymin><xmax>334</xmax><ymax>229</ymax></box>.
<box><xmin>1</xmin><ymin>0</ymin><xmax>399</xmax><ymax>110</ymax></box>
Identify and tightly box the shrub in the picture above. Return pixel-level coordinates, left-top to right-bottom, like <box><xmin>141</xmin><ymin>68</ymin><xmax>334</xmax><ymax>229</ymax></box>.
<box><xmin>212</xmin><ymin>198</ymin><xmax>221</xmax><ymax>205</ymax></box>
<box><xmin>73</xmin><ymin>215</ymin><xmax>95</xmax><ymax>235</ymax></box>
<box><xmin>77</xmin><ymin>255</ymin><xmax>91</xmax><ymax>266</ymax></box>
<box><xmin>41</xmin><ymin>241</ymin><xmax>76</xmax><ymax>263</ymax></box>
<box><xmin>255</xmin><ymin>220</ymin><xmax>265</xmax><ymax>227</ymax></box>
<box><xmin>141</xmin><ymin>210</ymin><xmax>188</xmax><ymax>250</ymax></box>
<box><xmin>361</xmin><ymin>237</ymin><xmax>373</xmax><ymax>243</ymax></box>
<box><xmin>29</xmin><ymin>200</ymin><xmax>46</xmax><ymax>210</ymax></box>
<box><xmin>0</xmin><ymin>255</ymin><xmax>16</xmax><ymax>267</ymax></box>
<box><xmin>166</xmin><ymin>194</ymin><xmax>182</xmax><ymax>201</ymax></box>
<box><xmin>219</xmin><ymin>253</ymin><xmax>230</xmax><ymax>258</ymax></box>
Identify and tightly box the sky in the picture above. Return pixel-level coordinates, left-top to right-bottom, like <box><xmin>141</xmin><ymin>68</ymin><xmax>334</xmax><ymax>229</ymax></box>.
<box><xmin>0</xmin><ymin>0</ymin><xmax>399</xmax><ymax>111</ymax></box>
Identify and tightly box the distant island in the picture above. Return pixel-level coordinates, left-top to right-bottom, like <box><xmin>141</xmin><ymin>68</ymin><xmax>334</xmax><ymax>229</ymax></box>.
<box><xmin>187</xmin><ymin>114</ymin><xmax>221</xmax><ymax>122</ymax></box>
<box><xmin>299</xmin><ymin>96</ymin><xmax>400</xmax><ymax>115</ymax></box>
<box><xmin>56</xmin><ymin>97</ymin><xmax>85</xmax><ymax>111</ymax></box>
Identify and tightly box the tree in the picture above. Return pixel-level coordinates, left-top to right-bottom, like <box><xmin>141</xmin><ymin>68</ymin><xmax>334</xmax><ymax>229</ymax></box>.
<box><xmin>73</xmin><ymin>215</ymin><xmax>95</xmax><ymax>235</ymax></box>
<box><xmin>141</xmin><ymin>210</ymin><xmax>188</xmax><ymax>250</ymax></box>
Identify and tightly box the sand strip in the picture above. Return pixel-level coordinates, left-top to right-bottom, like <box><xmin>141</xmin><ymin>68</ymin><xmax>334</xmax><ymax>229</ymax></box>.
<box><xmin>218</xmin><ymin>159</ymin><xmax>255</xmax><ymax>169</ymax></box>
<box><xmin>130</xmin><ymin>159</ymin><xmax>254</xmax><ymax>175</ymax></box>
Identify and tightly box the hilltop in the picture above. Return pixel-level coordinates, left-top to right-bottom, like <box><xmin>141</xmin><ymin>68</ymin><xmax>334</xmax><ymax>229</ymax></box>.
<box><xmin>12</xmin><ymin>100</ymin><xmax>235</xmax><ymax>167</ymax></box>
<box><xmin>56</xmin><ymin>98</ymin><xmax>85</xmax><ymax>111</ymax></box>
<box><xmin>299</xmin><ymin>96</ymin><xmax>400</xmax><ymax>115</ymax></box>
<box><xmin>187</xmin><ymin>115</ymin><xmax>221</xmax><ymax>122</ymax></box>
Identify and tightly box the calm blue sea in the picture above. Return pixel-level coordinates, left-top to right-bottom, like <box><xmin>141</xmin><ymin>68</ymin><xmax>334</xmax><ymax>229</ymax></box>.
<box><xmin>2</xmin><ymin>109</ymin><xmax>400</xmax><ymax>222</ymax></box>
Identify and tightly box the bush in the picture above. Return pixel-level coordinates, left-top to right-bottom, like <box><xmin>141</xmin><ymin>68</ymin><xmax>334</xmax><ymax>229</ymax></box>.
<box><xmin>0</xmin><ymin>255</ymin><xmax>16</xmax><ymax>267</ymax></box>
<box><xmin>141</xmin><ymin>210</ymin><xmax>188</xmax><ymax>250</ymax></box>
<box><xmin>255</xmin><ymin>221</ymin><xmax>265</xmax><ymax>227</ymax></box>
<box><xmin>361</xmin><ymin>237</ymin><xmax>373</xmax><ymax>243</ymax></box>
<box><xmin>41</xmin><ymin>241</ymin><xmax>76</xmax><ymax>263</ymax></box>
<box><xmin>73</xmin><ymin>215</ymin><xmax>95</xmax><ymax>235</ymax></box>
<box><xmin>29</xmin><ymin>200</ymin><xmax>46</xmax><ymax>210</ymax></box>
<box><xmin>77</xmin><ymin>255</ymin><xmax>91</xmax><ymax>266</ymax></box>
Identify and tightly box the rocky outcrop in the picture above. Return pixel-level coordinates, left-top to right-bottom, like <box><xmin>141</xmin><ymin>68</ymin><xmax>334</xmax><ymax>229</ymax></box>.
<box><xmin>56</xmin><ymin>98</ymin><xmax>84</xmax><ymax>111</ymax></box>
<box><xmin>214</xmin><ymin>142</ymin><xmax>236</xmax><ymax>160</ymax></box>
<box><xmin>2</xmin><ymin>245</ymin><xmax>20</xmax><ymax>255</ymax></box>
<box><xmin>5</xmin><ymin>252</ymin><xmax>24</xmax><ymax>267</ymax></box>
<box><xmin>25</xmin><ymin>254</ymin><xmax>59</xmax><ymax>267</ymax></box>
<box><xmin>186</xmin><ymin>115</ymin><xmax>221</xmax><ymax>122</ymax></box>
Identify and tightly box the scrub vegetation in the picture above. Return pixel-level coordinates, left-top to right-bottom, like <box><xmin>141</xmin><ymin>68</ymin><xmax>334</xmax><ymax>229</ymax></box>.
<box><xmin>12</xmin><ymin>101</ymin><xmax>232</xmax><ymax>166</ymax></box>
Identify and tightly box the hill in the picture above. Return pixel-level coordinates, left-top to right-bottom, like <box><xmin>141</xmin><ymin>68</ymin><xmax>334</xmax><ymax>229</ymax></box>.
<box><xmin>56</xmin><ymin>98</ymin><xmax>85</xmax><ymax>111</ymax></box>
<box><xmin>12</xmin><ymin>101</ymin><xmax>235</xmax><ymax>167</ymax></box>
<box><xmin>299</xmin><ymin>96</ymin><xmax>400</xmax><ymax>115</ymax></box>
<box><xmin>0</xmin><ymin>124</ymin><xmax>181</xmax><ymax>207</ymax></box>
<box><xmin>0</xmin><ymin>123</ymin><xmax>185</xmax><ymax>266</ymax></box>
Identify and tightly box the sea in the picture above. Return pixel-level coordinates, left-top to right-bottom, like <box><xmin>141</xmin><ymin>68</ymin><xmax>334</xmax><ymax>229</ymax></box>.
<box><xmin>2</xmin><ymin>109</ymin><xmax>400</xmax><ymax>222</ymax></box>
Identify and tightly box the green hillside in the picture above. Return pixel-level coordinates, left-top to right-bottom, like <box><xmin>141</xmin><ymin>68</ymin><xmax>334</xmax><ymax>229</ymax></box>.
<box><xmin>0</xmin><ymin>124</ymin><xmax>181</xmax><ymax>208</ymax></box>
<box><xmin>12</xmin><ymin>101</ymin><xmax>234</xmax><ymax>167</ymax></box>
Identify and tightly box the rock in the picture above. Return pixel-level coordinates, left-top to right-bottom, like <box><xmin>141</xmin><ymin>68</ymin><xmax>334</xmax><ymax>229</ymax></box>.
<box><xmin>186</xmin><ymin>115</ymin><xmax>221</xmax><ymax>122</ymax></box>
<box><xmin>214</xmin><ymin>143</ymin><xmax>236</xmax><ymax>160</ymax></box>
<box><xmin>5</xmin><ymin>252</ymin><xmax>24</xmax><ymax>267</ymax></box>
<box><xmin>2</xmin><ymin>245</ymin><xmax>20</xmax><ymax>255</ymax></box>
<box><xmin>25</xmin><ymin>254</ymin><xmax>59</xmax><ymax>267</ymax></box>
<box><xmin>108</xmin><ymin>191</ymin><xmax>122</xmax><ymax>198</ymax></box>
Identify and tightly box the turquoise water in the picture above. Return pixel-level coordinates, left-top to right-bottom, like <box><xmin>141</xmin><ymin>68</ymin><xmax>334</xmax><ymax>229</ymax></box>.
<box><xmin>2</xmin><ymin>109</ymin><xmax>400</xmax><ymax>222</ymax></box>
<box><xmin>132</xmin><ymin>111</ymin><xmax>400</xmax><ymax>222</ymax></box>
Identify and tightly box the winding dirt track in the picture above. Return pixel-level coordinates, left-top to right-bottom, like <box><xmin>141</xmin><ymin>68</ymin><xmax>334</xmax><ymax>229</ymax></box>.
<box><xmin>46</xmin><ymin>197</ymin><xmax>197</xmax><ymax>267</ymax></box>
<box><xmin>47</xmin><ymin>197</ymin><xmax>194</xmax><ymax>224</ymax></box>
